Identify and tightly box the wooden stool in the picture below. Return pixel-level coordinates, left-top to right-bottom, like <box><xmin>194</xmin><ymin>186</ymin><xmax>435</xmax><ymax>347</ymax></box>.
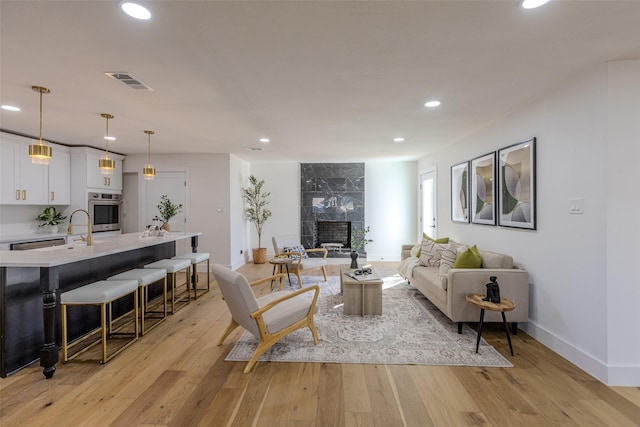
<box><xmin>61</xmin><ymin>279</ymin><xmax>139</xmax><ymax>364</ymax></box>
<box><xmin>108</xmin><ymin>269</ymin><xmax>167</xmax><ymax>335</ymax></box>
<box><xmin>173</xmin><ymin>252</ymin><xmax>210</xmax><ymax>299</ymax></box>
<box><xmin>144</xmin><ymin>259</ymin><xmax>191</xmax><ymax>313</ymax></box>
<box><xmin>466</xmin><ymin>293</ymin><xmax>516</xmax><ymax>356</ymax></box>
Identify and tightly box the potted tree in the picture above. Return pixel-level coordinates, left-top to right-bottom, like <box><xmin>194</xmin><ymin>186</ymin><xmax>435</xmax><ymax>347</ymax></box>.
<box><xmin>36</xmin><ymin>206</ymin><xmax>67</xmax><ymax>233</ymax></box>
<box><xmin>241</xmin><ymin>175</ymin><xmax>272</xmax><ymax>264</ymax></box>
<box><xmin>157</xmin><ymin>195</ymin><xmax>183</xmax><ymax>231</ymax></box>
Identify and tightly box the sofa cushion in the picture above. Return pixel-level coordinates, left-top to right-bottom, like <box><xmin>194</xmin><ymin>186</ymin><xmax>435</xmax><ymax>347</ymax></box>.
<box><xmin>412</xmin><ymin>265</ymin><xmax>447</xmax><ymax>292</ymax></box>
<box><xmin>410</xmin><ymin>242</ymin><xmax>421</xmax><ymax>257</ymax></box>
<box><xmin>454</xmin><ymin>245</ymin><xmax>482</xmax><ymax>268</ymax></box>
<box><xmin>480</xmin><ymin>251</ymin><xmax>514</xmax><ymax>269</ymax></box>
<box><xmin>418</xmin><ymin>240</ymin><xmax>447</xmax><ymax>267</ymax></box>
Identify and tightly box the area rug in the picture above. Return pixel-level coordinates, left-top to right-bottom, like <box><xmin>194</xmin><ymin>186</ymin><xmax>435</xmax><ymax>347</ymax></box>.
<box><xmin>225</xmin><ymin>275</ymin><xmax>512</xmax><ymax>368</ymax></box>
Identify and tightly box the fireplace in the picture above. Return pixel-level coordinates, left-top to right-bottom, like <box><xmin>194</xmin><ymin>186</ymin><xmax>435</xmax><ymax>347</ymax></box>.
<box><xmin>316</xmin><ymin>221</ymin><xmax>351</xmax><ymax>248</ymax></box>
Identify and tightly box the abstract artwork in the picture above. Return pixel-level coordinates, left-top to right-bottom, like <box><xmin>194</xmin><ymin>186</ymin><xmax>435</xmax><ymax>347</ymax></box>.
<box><xmin>471</xmin><ymin>152</ymin><xmax>496</xmax><ymax>225</ymax></box>
<box><xmin>451</xmin><ymin>161</ymin><xmax>469</xmax><ymax>223</ymax></box>
<box><xmin>498</xmin><ymin>138</ymin><xmax>536</xmax><ymax>229</ymax></box>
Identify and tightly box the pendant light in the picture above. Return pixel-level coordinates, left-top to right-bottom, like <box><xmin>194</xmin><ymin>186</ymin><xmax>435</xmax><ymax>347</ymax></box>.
<box><xmin>99</xmin><ymin>113</ymin><xmax>116</xmax><ymax>174</ymax></box>
<box><xmin>143</xmin><ymin>130</ymin><xmax>156</xmax><ymax>180</ymax></box>
<box><xmin>28</xmin><ymin>86</ymin><xmax>52</xmax><ymax>165</ymax></box>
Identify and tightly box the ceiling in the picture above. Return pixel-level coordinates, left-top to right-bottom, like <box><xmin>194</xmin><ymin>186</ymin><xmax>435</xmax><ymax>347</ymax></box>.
<box><xmin>1</xmin><ymin>1</ymin><xmax>640</xmax><ymax>163</ymax></box>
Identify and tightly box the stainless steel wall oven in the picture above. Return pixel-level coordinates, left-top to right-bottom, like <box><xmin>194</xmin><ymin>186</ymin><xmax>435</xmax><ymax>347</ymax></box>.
<box><xmin>88</xmin><ymin>192</ymin><xmax>122</xmax><ymax>232</ymax></box>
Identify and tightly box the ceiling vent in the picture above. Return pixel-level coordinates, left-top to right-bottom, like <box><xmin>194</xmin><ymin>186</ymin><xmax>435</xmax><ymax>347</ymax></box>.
<box><xmin>104</xmin><ymin>72</ymin><xmax>154</xmax><ymax>91</ymax></box>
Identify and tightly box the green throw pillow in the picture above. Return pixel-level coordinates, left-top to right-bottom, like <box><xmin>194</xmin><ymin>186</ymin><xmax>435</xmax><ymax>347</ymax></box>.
<box><xmin>453</xmin><ymin>245</ymin><xmax>482</xmax><ymax>268</ymax></box>
<box><xmin>423</xmin><ymin>233</ymin><xmax>449</xmax><ymax>244</ymax></box>
<box><xmin>417</xmin><ymin>233</ymin><xmax>449</xmax><ymax>257</ymax></box>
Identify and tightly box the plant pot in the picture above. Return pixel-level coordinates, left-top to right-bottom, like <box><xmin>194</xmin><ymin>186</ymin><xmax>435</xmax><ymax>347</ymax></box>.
<box><xmin>161</xmin><ymin>222</ymin><xmax>171</xmax><ymax>232</ymax></box>
<box><xmin>46</xmin><ymin>224</ymin><xmax>59</xmax><ymax>233</ymax></box>
<box><xmin>252</xmin><ymin>248</ymin><xmax>267</xmax><ymax>264</ymax></box>
<box><xmin>350</xmin><ymin>250</ymin><xmax>359</xmax><ymax>268</ymax></box>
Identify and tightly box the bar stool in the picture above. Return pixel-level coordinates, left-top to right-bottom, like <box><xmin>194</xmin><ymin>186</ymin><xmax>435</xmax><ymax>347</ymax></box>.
<box><xmin>173</xmin><ymin>252</ymin><xmax>210</xmax><ymax>299</ymax></box>
<box><xmin>144</xmin><ymin>258</ymin><xmax>191</xmax><ymax>313</ymax></box>
<box><xmin>108</xmin><ymin>269</ymin><xmax>167</xmax><ymax>335</ymax></box>
<box><xmin>61</xmin><ymin>279</ymin><xmax>139</xmax><ymax>364</ymax></box>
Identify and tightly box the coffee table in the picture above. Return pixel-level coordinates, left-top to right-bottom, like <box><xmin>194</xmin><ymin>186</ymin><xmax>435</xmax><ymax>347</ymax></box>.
<box><xmin>340</xmin><ymin>264</ymin><xmax>383</xmax><ymax>315</ymax></box>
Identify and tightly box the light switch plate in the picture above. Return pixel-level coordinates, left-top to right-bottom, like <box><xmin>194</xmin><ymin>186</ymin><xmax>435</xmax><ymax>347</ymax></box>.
<box><xmin>569</xmin><ymin>198</ymin><xmax>584</xmax><ymax>215</ymax></box>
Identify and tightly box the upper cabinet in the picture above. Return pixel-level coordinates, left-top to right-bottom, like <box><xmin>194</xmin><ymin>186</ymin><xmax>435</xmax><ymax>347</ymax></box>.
<box><xmin>70</xmin><ymin>147</ymin><xmax>124</xmax><ymax>194</ymax></box>
<box><xmin>0</xmin><ymin>133</ymin><xmax>49</xmax><ymax>205</ymax></box>
<box><xmin>48</xmin><ymin>144</ymin><xmax>71</xmax><ymax>204</ymax></box>
<box><xmin>86</xmin><ymin>151</ymin><xmax>123</xmax><ymax>191</ymax></box>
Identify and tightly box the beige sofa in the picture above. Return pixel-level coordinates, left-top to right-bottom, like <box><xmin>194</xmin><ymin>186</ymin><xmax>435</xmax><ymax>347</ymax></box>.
<box><xmin>398</xmin><ymin>243</ymin><xmax>529</xmax><ymax>333</ymax></box>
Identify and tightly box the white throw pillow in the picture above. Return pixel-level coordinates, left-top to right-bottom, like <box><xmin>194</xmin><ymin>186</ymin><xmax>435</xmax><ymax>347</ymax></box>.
<box><xmin>284</xmin><ymin>245</ymin><xmax>308</xmax><ymax>260</ymax></box>
<box><xmin>418</xmin><ymin>240</ymin><xmax>447</xmax><ymax>267</ymax></box>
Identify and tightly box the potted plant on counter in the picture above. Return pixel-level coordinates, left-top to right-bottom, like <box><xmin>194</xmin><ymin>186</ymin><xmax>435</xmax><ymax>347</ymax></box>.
<box><xmin>241</xmin><ymin>175</ymin><xmax>272</xmax><ymax>264</ymax></box>
<box><xmin>157</xmin><ymin>195</ymin><xmax>183</xmax><ymax>232</ymax></box>
<box><xmin>36</xmin><ymin>206</ymin><xmax>67</xmax><ymax>233</ymax></box>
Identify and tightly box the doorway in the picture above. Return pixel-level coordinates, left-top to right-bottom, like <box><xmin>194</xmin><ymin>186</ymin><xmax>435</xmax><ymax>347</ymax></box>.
<box><xmin>420</xmin><ymin>169</ymin><xmax>437</xmax><ymax>239</ymax></box>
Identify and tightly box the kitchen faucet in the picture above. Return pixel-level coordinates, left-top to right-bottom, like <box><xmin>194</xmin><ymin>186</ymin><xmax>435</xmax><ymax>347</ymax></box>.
<box><xmin>67</xmin><ymin>209</ymin><xmax>93</xmax><ymax>246</ymax></box>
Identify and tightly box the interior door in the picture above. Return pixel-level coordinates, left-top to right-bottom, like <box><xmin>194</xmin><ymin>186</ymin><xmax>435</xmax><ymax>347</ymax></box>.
<box><xmin>145</xmin><ymin>171</ymin><xmax>187</xmax><ymax>232</ymax></box>
<box><xmin>420</xmin><ymin>170</ymin><xmax>437</xmax><ymax>238</ymax></box>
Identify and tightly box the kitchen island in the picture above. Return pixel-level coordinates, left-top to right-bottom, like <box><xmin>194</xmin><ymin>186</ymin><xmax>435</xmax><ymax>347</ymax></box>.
<box><xmin>0</xmin><ymin>231</ymin><xmax>202</xmax><ymax>379</ymax></box>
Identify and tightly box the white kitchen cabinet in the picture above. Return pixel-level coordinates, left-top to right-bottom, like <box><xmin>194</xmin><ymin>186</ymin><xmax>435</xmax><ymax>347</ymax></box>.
<box><xmin>48</xmin><ymin>144</ymin><xmax>71</xmax><ymax>205</ymax></box>
<box><xmin>86</xmin><ymin>151</ymin><xmax>123</xmax><ymax>191</ymax></box>
<box><xmin>0</xmin><ymin>133</ymin><xmax>49</xmax><ymax>205</ymax></box>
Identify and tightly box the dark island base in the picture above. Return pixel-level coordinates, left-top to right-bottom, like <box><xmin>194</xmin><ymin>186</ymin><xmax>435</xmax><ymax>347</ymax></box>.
<box><xmin>0</xmin><ymin>241</ymin><xmax>175</xmax><ymax>378</ymax></box>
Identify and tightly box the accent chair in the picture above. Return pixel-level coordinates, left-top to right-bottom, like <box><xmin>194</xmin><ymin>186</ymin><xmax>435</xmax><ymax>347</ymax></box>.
<box><xmin>212</xmin><ymin>264</ymin><xmax>320</xmax><ymax>373</ymax></box>
<box><xmin>271</xmin><ymin>235</ymin><xmax>328</xmax><ymax>287</ymax></box>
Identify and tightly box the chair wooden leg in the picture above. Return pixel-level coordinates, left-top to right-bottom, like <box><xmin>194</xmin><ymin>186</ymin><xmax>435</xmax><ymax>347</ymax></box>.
<box><xmin>320</xmin><ymin>266</ymin><xmax>328</xmax><ymax>282</ymax></box>
<box><xmin>245</xmin><ymin>341</ymin><xmax>272</xmax><ymax>374</ymax></box>
<box><xmin>295</xmin><ymin>272</ymin><xmax>302</xmax><ymax>288</ymax></box>
<box><xmin>217</xmin><ymin>319</ymin><xmax>240</xmax><ymax>346</ymax></box>
<box><xmin>308</xmin><ymin>319</ymin><xmax>319</xmax><ymax>345</ymax></box>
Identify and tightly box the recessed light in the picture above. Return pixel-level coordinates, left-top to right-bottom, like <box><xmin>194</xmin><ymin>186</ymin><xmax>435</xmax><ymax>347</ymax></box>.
<box><xmin>521</xmin><ymin>0</ymin><xmax>551</xmax><ymax>9</ymax></box>
<box><xmin>244</xmin><ymin>147</ymin><xmax>263</xmax><ymax>151</ymax></box>
<box><xmin>393</xmin><ymin>137</ymin><xmax>405</xmax><ymax>143</ymax></box>
<box><xmin>104</xmin><ymin>136</ymin><xmax>116</xmax><ymax>141</ymax></box>
<box><xmin>121</xmin><ymin>2</ymin><xmax>151</xmax><ymax>20</ymax></box>
<box><xmin>1</xmin><ymin>105</ymin><xmax>20</xmax><ymax>112</ymax></box>
<box><xmin>259</xmin><ymin>138</ymin><xmax>270</xmax><ymax>143</ymax></box>
<box><xmin>424</xmin><ymin>100</ymin><xmax>441</xmax><ymax>108</ymax></box>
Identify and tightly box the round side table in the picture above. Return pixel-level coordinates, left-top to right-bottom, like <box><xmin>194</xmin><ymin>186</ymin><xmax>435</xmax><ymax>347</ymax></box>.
<box><xmin>465</xmin><ymin>293</ymin><xmax>516</xmax><ymax>356</ymax></box>
<box><xmin>269</xmin><ymin>257</ymin><xmax>293</xmax><ymax>288</ymax></box>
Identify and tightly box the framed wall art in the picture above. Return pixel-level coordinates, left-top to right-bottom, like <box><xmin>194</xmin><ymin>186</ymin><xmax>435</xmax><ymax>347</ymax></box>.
<box><xmin>470</xmin><ymin>152</ymin><xmax>496</xmax><ymax>225</ymax></box>
<box><xmin>498</xmin><ymin>137</ymin><xmax>536</xmax><ymax>230</ymax></box>
<box><xmin>451</xmin><ymin>161</ymin><xmax>469</xmax><ymax>223</ymax></box>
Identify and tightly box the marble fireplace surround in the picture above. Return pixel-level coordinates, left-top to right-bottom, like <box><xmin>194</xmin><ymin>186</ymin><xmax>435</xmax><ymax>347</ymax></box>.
<box><xmin>300</xmin><ymin>163</ymin><xmax>365</xmax><ymax>253</ymax></box>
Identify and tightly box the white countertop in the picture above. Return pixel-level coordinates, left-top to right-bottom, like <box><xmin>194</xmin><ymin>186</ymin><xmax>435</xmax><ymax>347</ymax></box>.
<box><xmin>0</xmin><ymin>231</ymin><xmax>202</xmax><ymax>268</ymax></box>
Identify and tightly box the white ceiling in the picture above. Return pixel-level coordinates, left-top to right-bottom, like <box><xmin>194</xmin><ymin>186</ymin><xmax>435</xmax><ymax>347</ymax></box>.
<box><xmin>1</xmin><ymin>1</ymin><xmax>640</xmax><ymax>163</ymax></box>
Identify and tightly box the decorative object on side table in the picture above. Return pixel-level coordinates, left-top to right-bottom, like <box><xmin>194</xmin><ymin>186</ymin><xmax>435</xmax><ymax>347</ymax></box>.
<box><xmin>36</xmin><ymin>206</ymin><xmax>67</xmax><ymax>233</ymax></box>
<box><xmin>157</xmin><ymin>195</ymin><xmax>183</xmax><ymax>231</ymax></box>
<box><xmin>241</xmin><ymin>175</ymin><xmax>272</xmax><ymax>264</ymax></box>
<box><xmin>349</xmin><ymin>225</ymin><xmax>373</xmax><ymax>268</ymax></box>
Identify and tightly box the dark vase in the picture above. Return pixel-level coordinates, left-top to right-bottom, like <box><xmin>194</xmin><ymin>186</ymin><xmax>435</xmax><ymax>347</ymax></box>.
<box><xmin>350</xmin><ymin>250</ymin><xmax>359</xmax><ymax>269</ymax></box>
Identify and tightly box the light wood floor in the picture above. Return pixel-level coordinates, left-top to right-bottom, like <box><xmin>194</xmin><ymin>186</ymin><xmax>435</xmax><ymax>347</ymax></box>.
<box><xmin>1</xmin><ymin>262</ymin><xmax>639</xmax><ymax>426</ymax></box>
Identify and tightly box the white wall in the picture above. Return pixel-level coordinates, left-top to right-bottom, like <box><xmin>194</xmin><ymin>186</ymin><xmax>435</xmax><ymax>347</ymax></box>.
<box><xmin>365</xmin><ymin>161</ymin><xmax>418</xmax><ymax>261</ymax></box>
<box><xmin>248</xmin><ymin>162</ymin><xmax>300</xmax><ymax>257</ymax></box>
<box><xmin>417</xmin><ymin>60</ymin><xmax>639</xmax><ymax>386</ymax></box>
<box><xmin>606</xmin><ymin>60</ymin><xmax>640</xmax><ymax>386</ymax></box>
<box><xmin>249</xmin><ymin>161</ymin><xmax>417</xmax><ymax>261</ymax></box>
<box><xmin>123</xmin><ymin>153</ymin><xmax>232</xmax><ymax>267</ymax></box>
